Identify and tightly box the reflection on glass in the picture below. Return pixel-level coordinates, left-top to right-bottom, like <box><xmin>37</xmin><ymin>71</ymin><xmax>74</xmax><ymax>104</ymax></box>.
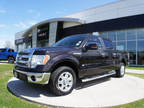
<box><xmin>117</xmin><ymin>31</ymin><xmax>125</xmax><ymax>41</ymax></box>
<box><xmin>37</xmin><ymin>40</ymin><xmax>48</xmax><ymax>47</ymax></box>
<box><xmin>137</xmin><ymin>29</ymin><xmax>144</xmax><ymax>40</ymax></box>
<box><xmin>100</xmin><ymin>32</ymin><xmax>107</xmax><ymax>39</ymax></box>
<box><xmin>108</xmin><ymin>32</ymin><xmax>116</xmax><ymax>41</ymax></box>
<box><xmin>129</xmin><ymin>52</ymin><xmax>136</xmax><ymax>65</ymax></box>
<box><xmin>138</xmin><ymin>40</ymin><xmax>144</xmax><ymax>65</ymax></box>
<box><xmin>116</xmin><ymin>41</ymin><xmax>126</xmax><ymax>51</ymax></box>
<box><xmin>127</xmin><ymin>41</ymin><xmax>136</xmax><ymax>65</ymax></box>
<box><xmin>127</xmin><ymin>29</ymin><xmax>136</xmax><ymax>40</ymax></box>
<box><xmin>127</xmin><ymin>41</ymin><xmax>136</xmax><ymax>52</ymax></box>
<box><xmin>112</xmin><ymin>42</ymin><xmax>116</xmax><ymax>49</ymax></box>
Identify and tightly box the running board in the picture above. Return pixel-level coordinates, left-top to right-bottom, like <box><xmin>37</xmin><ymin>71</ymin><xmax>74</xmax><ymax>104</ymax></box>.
<box><xmin>82</xmin><ymin>71</ymin><xmax>116</xmax><ymax>82</ymax></box>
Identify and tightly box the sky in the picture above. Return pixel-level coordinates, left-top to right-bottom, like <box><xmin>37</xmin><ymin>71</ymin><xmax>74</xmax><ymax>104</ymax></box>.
<box><xmin>0</xmin><ymin>0</ymin><xmax>118</xmax><ymax>48</ymax></box>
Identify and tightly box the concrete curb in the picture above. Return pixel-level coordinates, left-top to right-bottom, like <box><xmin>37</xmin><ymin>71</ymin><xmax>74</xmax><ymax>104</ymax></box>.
<box><xmin>126</xmin><ymin>69</ymin><xmax>144</xmax><ymax>74</ymax></box>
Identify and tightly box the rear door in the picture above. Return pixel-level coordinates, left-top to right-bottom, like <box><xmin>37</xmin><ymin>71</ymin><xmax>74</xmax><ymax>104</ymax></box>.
<box><xmin>102</xmin><ymin>39</ymin><xmax>117</xmax><ymax>71</ymax></box>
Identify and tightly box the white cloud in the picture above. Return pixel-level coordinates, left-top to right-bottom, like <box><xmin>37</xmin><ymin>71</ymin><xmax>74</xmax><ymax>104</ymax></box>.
<box><xmin>14</xmin><ymin>20</ymin><xmax>37</xmax><ymax>29</ymax></box>
<box><xmin>36</xmin><ymin>12</ymin><xmax>40</xmax><ymax>17</ymax></box>
<box><xmin>0</xmin><ymin>9</ymin><xmax>7</xmax><ymax>14</ymax></box>
<box><xmin>27</xmin><ymin>9</ymin><xmax>34</xmax><ymax>13</ymax></box>
<box><xmin>14</xmin><ymin>22</ymin><xmax>27</xmax><ymax>29</ymax></box>
<box><xmin>0</xmin><ymin>40</ymin><xmax>14</xmax><ymax>48</ymax></box>
<box><xmin>0</xmin><ymin>24</ymin><xmax>6</xmax><ymax>28</ymax></box>
<box><xmin>27</xmin><ymin>9</ymin><xmax>41</xmax><ymax>17</ymax></box>
<box><xmin>56</xmin><ymin>9</ymin><xmax>68</xmax><ymax>15</ymax></box>
<box><xmin>28</xmin><ymin>20</ymin><xmax>37</xmax><ymax>26</ymax></box>
<box><xmin>0</xmin><ymin>40</ymin><xmax>5</xmax><ymax>48</ymax></box>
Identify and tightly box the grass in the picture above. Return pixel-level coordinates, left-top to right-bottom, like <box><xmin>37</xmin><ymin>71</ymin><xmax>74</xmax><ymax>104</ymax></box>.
<box><xmin>126</xmin><ymin>72</ymin><xmax>144</xmax><ymax>80</ymax></box>
<box><xmin>0</xmin><ymin>64</ymin><xmax>49</xmax><ymax>108</ymax></box>
<box><xmin>126</xmin><ymin>66</ymin><xmax>144</xmax><ymax>70</ymax></box>
<box><xmin>0</xmin><ymin>64</ymin><xmax>144</xmax><ymax>108</ymax></box>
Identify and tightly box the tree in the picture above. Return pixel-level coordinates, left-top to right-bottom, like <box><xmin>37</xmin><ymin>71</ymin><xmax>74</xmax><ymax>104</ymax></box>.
<box><xmin>4</xmin><ymin>41</ymin><xmax>14</xmax><ymax>49</ymax></box>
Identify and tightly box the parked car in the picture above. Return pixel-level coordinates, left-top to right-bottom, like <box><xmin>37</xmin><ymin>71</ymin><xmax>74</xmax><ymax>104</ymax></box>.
<box><xmin>13</xmin><ymin>34</ymin><xmax>127</xmax><ymax>96</ymax></box>
<box><xmin>0</xmin><ymin>48</ymin><xmax>17</xmax><ymax>63</ymax></box>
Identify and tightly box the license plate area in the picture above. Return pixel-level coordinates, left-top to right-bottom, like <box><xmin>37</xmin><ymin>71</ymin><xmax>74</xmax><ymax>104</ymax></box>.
<box><xmin>18</xmin><ymin>72</ymin><xmax>28</xmax><ymax>81</ymax></box>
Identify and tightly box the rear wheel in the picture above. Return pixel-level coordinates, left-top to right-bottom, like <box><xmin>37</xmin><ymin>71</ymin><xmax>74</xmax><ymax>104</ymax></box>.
<box><xmin>115</xmin><ymin>63</ymin><xmax>125</xmax><ymax>77</ymax></box>
<box><xmin>8</xmin><ymin>57</ymin><xmax>14</xmax><ymax>64</ymax></box>
<box><xmin>49</xmin><ymin>66</ymin><xmax>76</xmax><ymax>96</ymax></box>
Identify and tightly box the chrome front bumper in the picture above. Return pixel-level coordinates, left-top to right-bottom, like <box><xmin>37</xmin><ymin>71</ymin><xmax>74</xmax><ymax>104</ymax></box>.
<box><xmin>13</xmin><ymin>69</ymin><xmax>51</xmax><ymax>85</ymax></box>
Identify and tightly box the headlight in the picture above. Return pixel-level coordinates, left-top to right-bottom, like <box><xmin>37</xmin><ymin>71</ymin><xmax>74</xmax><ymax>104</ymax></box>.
<box><xmin>16</xmin><ymin>54</ymin><xmax>19</xmax><ymax>62</ymax></box>
<box><xmin>31</xmin><ymin>55</ymin><xmax>50</xmax><ymax>68</ymax></box>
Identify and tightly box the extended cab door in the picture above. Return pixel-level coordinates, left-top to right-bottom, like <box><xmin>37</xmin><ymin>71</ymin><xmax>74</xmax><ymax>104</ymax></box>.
<box><xmin>80</xmin><ymin>36</ymin><xmax>105</xmax><ymax>77</ymax></box>
<box><xmin>101</xmin><ymin>39</ymin><xmax>117</xmax><ymax>71</ymax></box>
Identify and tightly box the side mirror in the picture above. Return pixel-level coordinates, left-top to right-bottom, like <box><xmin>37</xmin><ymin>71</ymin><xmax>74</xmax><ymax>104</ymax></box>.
<box><xmin>87</xmin><ymin>43</ymin><xmax>98</xmax><ymax>50</ymax></box>
<box><xmin>82</xmin><ymin>43</ymin><xmax>98</xmax><ymax>52</ymax></box>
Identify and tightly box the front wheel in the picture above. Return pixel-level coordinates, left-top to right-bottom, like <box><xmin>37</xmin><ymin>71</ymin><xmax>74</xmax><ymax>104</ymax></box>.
<box><xmin>115</xmin><ymin>63</ymin><xmax>125</xmax><ymax>77</ymax></box>
<box><xmin>49</xmin><ymin>66</ymin><xmax>76</xmax><ymax>96</ymax></box>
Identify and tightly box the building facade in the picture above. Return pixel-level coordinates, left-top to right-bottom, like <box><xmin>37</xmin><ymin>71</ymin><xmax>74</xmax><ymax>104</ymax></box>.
<box><xmin>15</xmin><ymin>0</ymin><xmax>144</xmax><ymax>66</ymax></box>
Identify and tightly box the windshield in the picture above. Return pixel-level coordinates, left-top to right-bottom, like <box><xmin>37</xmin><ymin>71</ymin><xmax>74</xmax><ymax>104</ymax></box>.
<box><xmin>54</xmin><ymin>35</ymin><xmax>86</xmax><ymax>47</ymax></box>
<box><xmin>0</xmin><ymin>49</ymin><xmax>6</xmax><ymax>52</ymax></box>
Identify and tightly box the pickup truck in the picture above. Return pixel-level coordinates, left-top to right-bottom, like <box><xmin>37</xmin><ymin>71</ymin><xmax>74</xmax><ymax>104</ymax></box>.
<box><xmin>0</xmin><ymin>48</ymin><xmax>17</xmax><ymax>63</ymax></box>
<box><xmin>13</xmin><ymin>34</ymin><xmax>127</xmax><ymax>96</ymax></box>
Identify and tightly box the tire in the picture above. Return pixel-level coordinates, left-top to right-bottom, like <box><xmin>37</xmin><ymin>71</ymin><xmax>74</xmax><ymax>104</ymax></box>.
<box><xmin>49</xmin><ymin>66</ymin><xmax>76</xmax><ymax>96</ymax></box>
<box><xmin>8</xmin><ymin>57</ymin><xmax>14</xmax><ymax>64</ymax></box>
<box><xmin>115</xmin><ymin>63</ymin><xmax>125</xmax><ymax>77</ymax></box>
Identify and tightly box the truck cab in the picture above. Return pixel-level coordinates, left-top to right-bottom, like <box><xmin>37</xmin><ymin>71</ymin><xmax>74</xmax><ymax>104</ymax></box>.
<box><xmin>13</xmin><ymin>34</ymin><xmax>127</xmax><ymax>95</ymax></box>
<box><xmin>0</xmin><ymin>48</ymin><xmax>17</xmax><ymax>63</ymax></box>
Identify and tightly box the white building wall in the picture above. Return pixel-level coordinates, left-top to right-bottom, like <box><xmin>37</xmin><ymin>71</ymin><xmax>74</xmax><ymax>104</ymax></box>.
<box><xmin>63</xmin><ymin>22</ymin><xmax>81</xmax><ymax>28</ymax></box>
<box><xmin>65</xmin><ymin>0</ymin><xmax>144</xmax><ymax>23</ymax></box>
<box><xmin>49</xmin><ymin>22</ymin><xmax>58</xmax><ymax>46</ymax></box>
<box><xmin>32</xmin><ymin>27</ymin><xmax>37</xmax><ymax>48</ymax></box>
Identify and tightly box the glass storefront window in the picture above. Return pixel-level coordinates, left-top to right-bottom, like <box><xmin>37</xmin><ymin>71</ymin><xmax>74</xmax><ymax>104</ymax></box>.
<box><xmin>112</xmin><ymin>42</ymin><xmax>116</xmax><ymax>49</ymax></box>
<box><xmin>127</xmin><ymin>41</ymin><xmax>136</xmax><ymax>65</ymax></box>
<box><xmin>137</xmin><ymin>29</ymin><xmax>144</xmax><ymax>40</ymax></box>
<box><xmin>138</xmin><ymin>40</ymin><xmax>144</xmax><ymax>65</ymax></box>
<box><xmin>17</xmin><ymin>43</ymin><xmax>25</xmax><ymax>52</ymax></box>
<box><xmin>129</xmin><ymin>52</ymin><xmax>137</xmax><ymax>65</ymax></box>
<box><xmin>117</xmin><ymin>31</ymin><xmax>126</xmax><ymax>41</ymax></box>
<box><xmin>116</xmin><ymin>41</ymin><xmax>126</xmax><ymax>51</ymax></box>
<box><xmin>127</xmin><ymin>29</ymin><xmax>136</xmax><ymax>40</ymax></box>
<box><xmin>127</xmin><ymin>41</ymin><xmax>136</xmax><ymax>52</ymax></box>
<box><xmin>100</xmin><ymin>28</ymin><xmax>144</xmax><ymax>66</ymax></box>
<box><xmin>26</xmin><ymin>42</ymin><xmax>31</xmax><ymax>49</ymax></box>
<box><xmin>108</xmin><ymin>32</ymin><xmax>116</xmax><ymax>41</ymax></box>
<box><xmin>100</xmin><ymin>32</ymin><xmax>107</xmax><ymax>39</ymax></box>
<box><xmin>37</xmin><ymin>40</ymin><xmax>48</xmax><ymax>47</ymax></box>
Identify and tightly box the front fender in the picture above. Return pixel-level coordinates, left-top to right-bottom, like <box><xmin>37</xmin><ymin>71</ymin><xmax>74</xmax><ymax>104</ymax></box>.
<box><xmin>45</xmin><ymin>54</ymin><xmax>80</xmax><ymax>72</ymax></box>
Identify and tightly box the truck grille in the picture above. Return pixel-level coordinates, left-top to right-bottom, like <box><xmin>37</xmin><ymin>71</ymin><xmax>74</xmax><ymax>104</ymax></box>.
<box><xmin>16</xmin><ymin>51</ymin><xmax>33</xmax><ymax>68</ymax></box>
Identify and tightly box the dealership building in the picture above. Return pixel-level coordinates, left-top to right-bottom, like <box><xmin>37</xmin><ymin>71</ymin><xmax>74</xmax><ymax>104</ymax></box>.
<box><xmin>15</xmin><ymin>0</ymin><xmax>144</xmax><ymax>66</ymax></box>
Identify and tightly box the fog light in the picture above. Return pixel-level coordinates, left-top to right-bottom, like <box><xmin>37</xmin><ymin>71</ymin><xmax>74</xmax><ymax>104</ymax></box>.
<box><xmin>14</xmin><ymin>72</ymin><xmax>18</xmax><ymax>78</ymax></box>
<box><xmin>31</xmin><ymin>76</ymin><xmax>36</xmax><ymax>81</ymax></box>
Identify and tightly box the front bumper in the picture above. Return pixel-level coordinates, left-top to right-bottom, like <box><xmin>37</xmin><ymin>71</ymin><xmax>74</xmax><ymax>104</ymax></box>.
<box><xmin>13</xmin><ymin>69</ymin><xmax>51</xmax><ymax>85</ymax></box>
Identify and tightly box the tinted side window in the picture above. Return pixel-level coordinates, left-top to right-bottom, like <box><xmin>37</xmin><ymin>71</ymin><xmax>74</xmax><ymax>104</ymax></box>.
<box><xmin>12</xmin><ymin>49</ymin><xmax>14</xmax><ymax>52</ymax></box>
<box><xmin>8</xmin><ymin>49</ymin><xmax>14</xmax><ymax>52</ymax></box>
<box><xmin>0</xmin><ymin>49</ymin><xmax>6</xmax><ymax>52</ymax></box>
<box><xmin>87</xmin><ymin>36</ymin><xmax>102</xmax><ymax>49</ymax></box>
<box><xmin>103</xmin><ymin>39</ymin><xmax>113</xmax><ymax>49</ymax></box>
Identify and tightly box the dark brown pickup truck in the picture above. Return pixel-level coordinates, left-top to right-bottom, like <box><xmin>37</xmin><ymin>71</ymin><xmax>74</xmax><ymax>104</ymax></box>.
<box><xmin>13</xmin><ymin>34</ymin><xmax>127</xmax><ymax>96</ymax></box>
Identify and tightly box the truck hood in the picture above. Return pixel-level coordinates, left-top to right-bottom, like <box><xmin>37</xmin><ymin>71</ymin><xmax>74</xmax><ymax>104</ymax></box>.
<box><xmin>33</xmin><ymin>47</ymin><xmax>76</xmax><ymax>55</ymax></box>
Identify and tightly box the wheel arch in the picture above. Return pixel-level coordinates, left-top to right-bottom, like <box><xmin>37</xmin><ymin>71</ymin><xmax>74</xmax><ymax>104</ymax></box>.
<box><xmin>50</xmin><ymin>59</ymin><xmax>80</xmax><ymax>79</ymax></box>
<box><xmin>7</xmin><ymin>55</ymin><xmax>15</xmax><ymax>60</ymax></box>
<box><xmin>121</xmin><ymin>58</ymin><xmax>126</xmax><ymax>66</ymax></box>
